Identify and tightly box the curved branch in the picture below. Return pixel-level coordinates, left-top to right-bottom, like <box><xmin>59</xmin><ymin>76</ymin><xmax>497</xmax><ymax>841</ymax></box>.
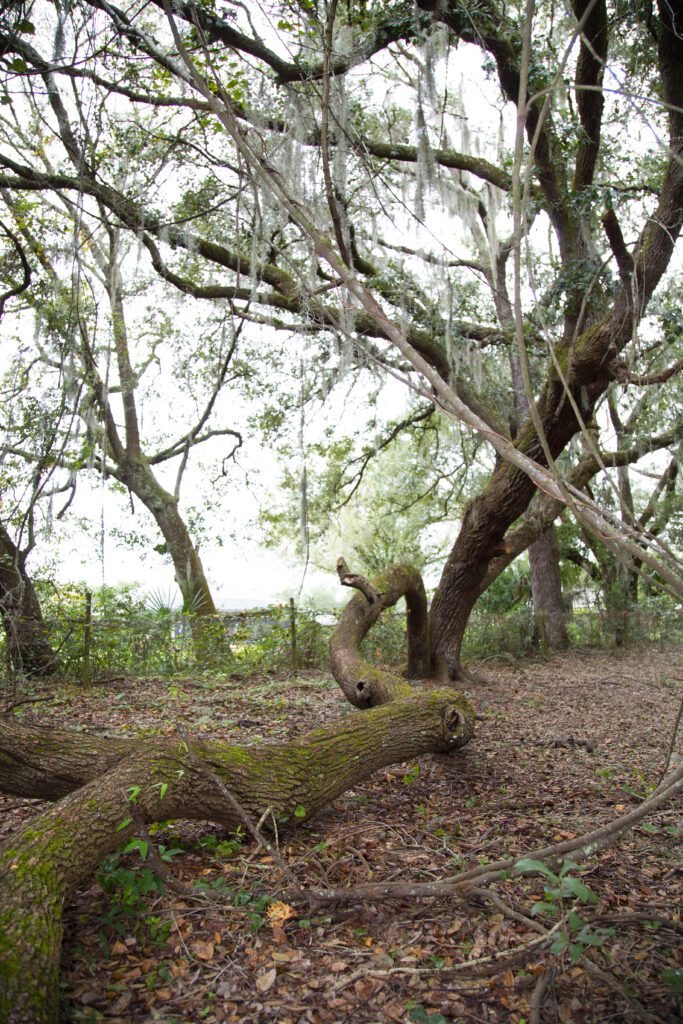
<box><xmin>614</xmin><ymin>357</ymin><xmax>683</xmax><ymax>386</ymax></box>
<box><xmin>334</xmin><ymin>404</ymin><xmax>434</xmax><ymax>508</ymax></box>
<box><xmin>143</xmin><ymin>0</ymin><xmax>431</xmax><ymax>84</ymax></box>
<box><xmin>330</xmin><ymin>560</ymin><xmax>442</xmax><ymax>707</ymax></box>
<box><xmin>149</xmin><ymin>427</ymin><xmax>243</xmax><ymax>466</ymax></box>
<box><xmin>481</xmin><ymin>419</ymin><xmax>683</xmax><ymax>587</ymax></box>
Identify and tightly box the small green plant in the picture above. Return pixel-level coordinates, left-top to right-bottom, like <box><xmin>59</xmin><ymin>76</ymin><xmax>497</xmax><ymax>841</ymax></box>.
<box><xmin>197</xmin><ymin>828</ymin><xmax>245</xmax><ymax>858</ymax></box>
<box><xmin>407</xmin><ymin>1005</ymin><xmax>451</xmax><ymax>1024</ymax></box>
<box><xmin>517</xmin><ymin>858</ymin><xmax>615</xmax><ymax>963</ymax></box>
<box><xmin>95</xmin><ymin>837</ymin><xmax>183</xmax><ymax>952</ymax></box>
<box><xmin>661</xmin><ymin>967</ymin><xmax>683</xmax><ymax>993</ymax></box>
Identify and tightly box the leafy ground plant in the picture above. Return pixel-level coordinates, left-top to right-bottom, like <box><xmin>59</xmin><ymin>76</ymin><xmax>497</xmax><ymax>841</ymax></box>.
<box><xmin>520</xmin><ymin>857</ymin><xmax>616</xmax><ymax>962</ymax></box>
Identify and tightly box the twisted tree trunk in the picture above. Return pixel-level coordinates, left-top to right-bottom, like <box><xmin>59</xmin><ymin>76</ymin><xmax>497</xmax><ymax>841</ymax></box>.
<box><xmin>330</xmin><ymin>558</ymin><xmax>433</xmax><ymax>706</ymax></box>
<box><xmin>0</xmin><ymin>561</ymin><xmax>473</xmax><ymax>1024</ymax></box>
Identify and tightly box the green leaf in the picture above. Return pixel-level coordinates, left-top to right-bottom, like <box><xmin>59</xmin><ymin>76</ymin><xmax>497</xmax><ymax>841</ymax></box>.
<box><xmin>550</xmin><ymin>934</ymin><xmax>569</xmax><ymax>955</ymax></box>
<box><xmin>9</xmin><ymin>58</ymin><xmax>27</xmax><ymax>73</ymax></box>
<box><xmin>294</xmin><ymin>804</ymin><xmax>306</xmax><ymax>818</ymax></box>
<box><xmin>116</xmin><ymin>817</ymin><xmax>132</xmax><ymax>832</ymax></box>
<box><xmin>661</xmin><ymin>968</ymin><xmax>683</xmax><ymax>993</ymax></box>
<box><xmin>558</xmin><ymin>860</ymin><xmax>580</xmax><ymax>878</ymax></box>
<box><xmin>130</xmin><ymin>840</ymin><xmax>148</xmax><ymax>861</ymax></box>
<box><xmin>566</xmin><ymin>910</ymin><xmax>585</xmax><ymax>933</ymax></box>
<box><xmin>560</xmin><ymin>876</ymin><xmax>597</xmax><ymax>903</ymax></box>
<box><xmin>18</xmin><ymin>19</ymin><xmax>35</xmax><ymax>34</ymax></box>
<box><xmin>159</xmin><ymin>782</ymin><xmax>168</xmax><ymax>800</ymax></box>
<box><xmin>408</xmin><ymin>1008</ymin><xmax>449</xmax><ymax>1024</ymax></box>
<box><xmin>530</xmin><ymin>901</ymin><xmax>555</xmax><ymax>917</ymax></box>
<box><xmin>640</xmin><ymin>822</ymin><xmax>658</xmax><ymax>834</ymax></box>
<box><xmin>569</xmin><ymin>942</ymin><xmax>585</xmax><ymax>963</ymax></box>
<box><xmin>514</xmin><ymin>857</ymin><xmax>558</xmax><ymax>881</ymax></box>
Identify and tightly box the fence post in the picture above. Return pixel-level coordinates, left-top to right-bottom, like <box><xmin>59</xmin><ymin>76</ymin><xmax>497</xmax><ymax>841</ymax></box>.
<box><xmin>81</xmin><ymin>590</ymin><xmax>92</xmax><ymax>688</ymax></box>
<box><xmin>289</xmin><ymin>597</ymin><xmax>297</xmax><ymax>671</ymax></box>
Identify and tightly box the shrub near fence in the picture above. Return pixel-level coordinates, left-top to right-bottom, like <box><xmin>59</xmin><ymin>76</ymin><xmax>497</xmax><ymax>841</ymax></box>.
<box><xmin>1</xmin><ymin>583</ymin><xmax>680</xmax><ymax>686</ymax></box>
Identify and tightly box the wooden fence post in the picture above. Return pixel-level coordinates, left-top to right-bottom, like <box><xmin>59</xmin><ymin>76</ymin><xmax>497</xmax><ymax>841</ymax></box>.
<box><xmin>81</xmin><ymin>590</ymin><xmax>92</xmax><ymax>688</ymax></box>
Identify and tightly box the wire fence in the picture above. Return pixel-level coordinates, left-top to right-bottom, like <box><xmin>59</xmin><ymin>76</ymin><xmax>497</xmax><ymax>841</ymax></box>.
<box><xmin>1</xmin><ymin>589</ymin><xmax>681</xmax><ymax>687</ymax></box>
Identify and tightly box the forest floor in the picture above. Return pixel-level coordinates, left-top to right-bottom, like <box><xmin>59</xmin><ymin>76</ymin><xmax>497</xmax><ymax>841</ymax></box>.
<box><xmin>1</xmin><ymin>643</ymin><xmax>682</xmax><ymax>1024</ymax></box>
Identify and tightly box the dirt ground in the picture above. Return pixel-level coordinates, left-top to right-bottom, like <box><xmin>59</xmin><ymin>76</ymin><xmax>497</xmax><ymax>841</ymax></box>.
<box><xmin>1</xmin><ymin>643</ymin><xmax>681</xmax><ymax>1024</ymax></box>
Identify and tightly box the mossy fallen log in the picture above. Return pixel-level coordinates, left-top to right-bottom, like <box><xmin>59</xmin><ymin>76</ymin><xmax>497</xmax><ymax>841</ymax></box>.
<box><xmin>0</xmin><ymin>689</ymin><xmax>474</xmax><ymax>1024</ymax></box>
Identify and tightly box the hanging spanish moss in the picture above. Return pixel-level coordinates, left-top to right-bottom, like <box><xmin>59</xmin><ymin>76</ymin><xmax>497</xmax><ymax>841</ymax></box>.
<box><xmin>297</xmin><ymin>356</ymin><xmax>310</xmax><ymax>593</ymax></box>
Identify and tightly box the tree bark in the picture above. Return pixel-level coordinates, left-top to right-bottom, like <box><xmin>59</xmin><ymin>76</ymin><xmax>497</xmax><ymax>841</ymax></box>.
<box><xmin>0</xmin><ymin>524</ymin><xmax>59</xmax><ymax>678</ymax></box>
<box><xmin>507</xmin><ymin>348</ymin><xmax>569</xmax><ymax>653</ymax></box>
<box><xmin>424</xmin><ymin>0</ymin><xmax>683</xmax><ymax>679</ymax></box>
<box><xmin>528</xmin><ymin>527</ymin><xmax>569</xmax><ymax>651</ymax></box>
<box><xmin>112</xmin><ymin>456</ymin><xmax>227</xmax><ymax>662</ymax></box>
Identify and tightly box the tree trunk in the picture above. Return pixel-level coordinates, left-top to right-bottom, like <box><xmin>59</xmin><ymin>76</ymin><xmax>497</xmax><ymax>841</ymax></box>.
<box><xmin>0</xmin><ymin>525</ymin><xmax>59</xmax><ymax>678</ymax></box>
<box><xmin>0</xmin><ymin>562</ymin><xmax>474</xmax><ymax>1022</ymax></box>
<box><xmin>507</xmin><ymin>347</ymin><xmax>569</xmax><ymax>654</ymax></box>
<box><xmin>119</xmin><ymin>460</ymin><xmax>228</xmax><ymax>662</ymax></box>
<box><xmin>426</xmin><ymin>0</ymin><xmax>683</xmax><ymax>678</ymax></box>
<box><xmin>528</xmin><ymin>527</ymin><xmax>569</xmax><ymax>651</ymax></box>
<box><xmin>429</xmin><ymin>307</ymin><xmax>675</xmax><ymax>678</ymax></box>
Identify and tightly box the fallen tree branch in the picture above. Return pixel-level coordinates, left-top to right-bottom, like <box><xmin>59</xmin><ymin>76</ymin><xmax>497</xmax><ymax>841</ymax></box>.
<box><xmin>0</xmin><ymin>688</ymin><xmax>474</xmax><ymax>1023</ymax></box>
<box><xmin>529</xmin><ymin>966</ymin><xmax>554</xmax><ymax>1024</ymax></box>
<box><xmin>288</xmin><ymin>760</ymin><xmax>683</xmax><ymax>904</ymax></box>
<box><xmin>330</xmin><ymin>560</ymin><xmax>432</xmax><ymax>706</ymax></box>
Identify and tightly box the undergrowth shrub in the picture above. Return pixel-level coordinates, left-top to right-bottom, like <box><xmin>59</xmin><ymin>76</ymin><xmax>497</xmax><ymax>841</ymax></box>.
<box><xmin>1</xmin><ymin>580</ymin><xmax>680</xmax><ymax>688</ymax></box>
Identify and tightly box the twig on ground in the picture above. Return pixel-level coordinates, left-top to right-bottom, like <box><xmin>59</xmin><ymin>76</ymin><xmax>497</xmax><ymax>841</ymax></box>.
<box><xmin>290</xmin><ymin>761</ymin><xmax>683</xmax><ymax>904</ymax></box>
<box><xmin>0</xmin><ymin>796</ymin><xmax>44</xmax><ymax>811</ymax></box>
<box><xmin>470</xmin><ymin>886</ymin><xmax>547</xmax><ymax>935</ymax></box>
<box><xmin>579</xmin><ymin>955</ymin><xmax>658</xmax><ymax>1024</ymax></box>
<box><xmin>336</xmin><ymin>922</ymin><xmax>562</xmax><ymax>994</ymax></box>
<box><xmin>595</xmin><ymin>910</ymin><xmax>681</xmax><ymax>933</ymax></box>
<box><xmin>529</xmin><ymin>966</ymin><xmax>553</xmax><ymax>1024</ymax></box>
<box><xmin>473</xmin><ymin>653</ymin><xmax>530</xmax><ymax>682</ymax></box>
<box><xmin>1</xmin><ymin>695</ymin><xmax>54</xmax><ymax>714</ymax></box>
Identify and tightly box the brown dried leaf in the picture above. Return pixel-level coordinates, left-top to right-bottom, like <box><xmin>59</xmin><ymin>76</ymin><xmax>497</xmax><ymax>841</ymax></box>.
<box><xmin>191</xmin><ymin>939</ymin><xmax>214</xmax><ymax>961</ymax></box>
<box><xmin>255</xmin><ymin>967</ymin><xmax>277</xmax><ymax>993</ymax></box>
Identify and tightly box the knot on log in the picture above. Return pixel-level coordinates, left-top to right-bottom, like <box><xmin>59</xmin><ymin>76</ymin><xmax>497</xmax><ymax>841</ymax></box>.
<box><xmin>441</xmin><ymin>695</ymin><xmax>476</xmax><ymax>750</ymax></box>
